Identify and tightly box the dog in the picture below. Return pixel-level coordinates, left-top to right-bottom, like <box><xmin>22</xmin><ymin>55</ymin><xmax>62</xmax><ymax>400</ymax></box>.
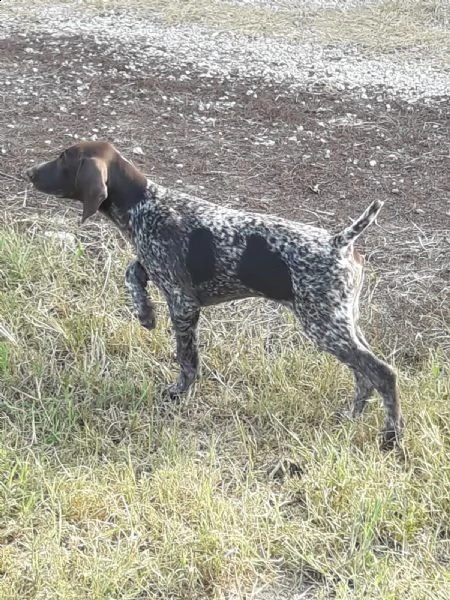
<box><xmin>26</xmin><ymin>141</ymin><xmax>404</xmax><ymax>448</ymax></box>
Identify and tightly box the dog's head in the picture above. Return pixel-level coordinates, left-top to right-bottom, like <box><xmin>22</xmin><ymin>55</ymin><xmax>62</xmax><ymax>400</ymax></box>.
<box><xmin>26</xmin><ymin>141</ymin><xmax>120</xmax><ymax>223</ymax></box>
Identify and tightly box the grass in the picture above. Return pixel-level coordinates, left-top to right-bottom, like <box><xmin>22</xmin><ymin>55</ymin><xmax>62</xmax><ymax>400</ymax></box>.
<box><xmin>9</xmin><ymin>0</ymin><xmax>450</xmax><ymax>61</ymax></box>
<box><xmin>1</xmin><ymin>0</ymin><xmax>449</xmax><ymax>596</ymax></box>
<box><xmin>315</xmin><ymin>0</ymin><xmax>450</xmax><ymax>58</ymax></box>
<box><xmin>0</xmin><ymin>214</ymin><xmax>449</xmax><ymax>599</ymax></box>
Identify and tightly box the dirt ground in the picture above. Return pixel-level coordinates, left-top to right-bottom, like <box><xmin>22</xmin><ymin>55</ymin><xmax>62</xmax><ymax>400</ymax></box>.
<box><xmin>0</xmin><ymin>9</ymin><xmax>449</xmax><ymax>359</ymax></box>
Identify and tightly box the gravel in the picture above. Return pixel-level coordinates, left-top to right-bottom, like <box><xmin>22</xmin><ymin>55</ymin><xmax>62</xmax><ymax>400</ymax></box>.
<box><xmin>224</xmin><ymin>0</ymin><xmax>381</xmax><ymax>8</ymax></box>
<box><xmin>1</xmin><ymin>3</ymin><xmax>449</xmax><ymax>102</ymax></box>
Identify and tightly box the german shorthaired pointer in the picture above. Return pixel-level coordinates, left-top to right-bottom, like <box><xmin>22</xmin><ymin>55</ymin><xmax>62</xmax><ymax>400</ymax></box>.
<box><xmin>26</xmin><ymin>141</ymin><xmax>403</xmax><ymax>448</ymax></box>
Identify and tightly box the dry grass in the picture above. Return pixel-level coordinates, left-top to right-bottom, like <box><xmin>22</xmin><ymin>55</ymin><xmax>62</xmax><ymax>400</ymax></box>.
<box><xmin>5</xmin><ymin>0</ymin><xmax>450</xmax><ymax>59</ymax></box>
<box><xmin>315</xmin><ymin>0</ymin><xmax>450</xmax><ymax>58</ymax></box>
<box><xmin>1</xmin><ymin>0</ymin><xmax>449</xmax><ymax>597</ymax></box>
<box><xmin>1</xmin><ymin>208</ymin><xmax>449</xmax><ymax>599</ymax></box>
<box><xmin>363</xmin><ymin>226</ymin><xmax>450</xmax><ymax>359</ymax></box>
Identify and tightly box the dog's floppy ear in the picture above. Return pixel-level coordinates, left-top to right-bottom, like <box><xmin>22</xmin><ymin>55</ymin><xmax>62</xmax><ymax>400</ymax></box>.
<box><xmin>76</xmin><ymin>157</ymin><xmax>108</xmax><ymax>223</ymax></box>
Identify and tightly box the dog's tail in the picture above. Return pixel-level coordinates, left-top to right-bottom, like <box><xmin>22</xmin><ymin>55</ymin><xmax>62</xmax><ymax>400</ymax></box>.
<box><xmin>332</xmin><ymin>200</ymin><xmax>384</xmax><ymax>248</ymax></box>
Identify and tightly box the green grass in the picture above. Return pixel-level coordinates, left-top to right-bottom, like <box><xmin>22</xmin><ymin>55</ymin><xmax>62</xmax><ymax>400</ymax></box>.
<box><xmin>1</xmin><ymin>218</ymin><xmax>449</xmax><ymax>599</ymax></box>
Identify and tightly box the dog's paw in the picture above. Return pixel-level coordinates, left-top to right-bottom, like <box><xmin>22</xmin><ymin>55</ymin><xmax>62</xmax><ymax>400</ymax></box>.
<box><xmin>162</xmin><ymin>382</ymin><xmax>184</xmax><ymax>400</ymax></box>
<box><xmin>380</xmin><ymin>418</ymin><xmax>404</xmax><ymax>451</ymax></box>
<box><xmin>138</xmin><ymin>308</ymin><xmax>157</xmax><ymax>330</ymax></box>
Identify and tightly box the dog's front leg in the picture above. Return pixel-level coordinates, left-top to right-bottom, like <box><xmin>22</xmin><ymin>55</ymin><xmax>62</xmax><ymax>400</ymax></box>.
<box><xmin>165</xmin><ymin>299</ymin><xmax>201</xmax><ymax>398</ymax></box>
<box><xmin>125</xmin><ymin>259</ymin><xmax>156</xmax><ymax>330</ymax></box>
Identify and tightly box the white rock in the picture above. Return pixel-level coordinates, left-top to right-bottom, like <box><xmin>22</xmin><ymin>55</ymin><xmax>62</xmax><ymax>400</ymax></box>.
<box><xmin>43</xmin><ymin>231</ymin><xmax>76</xmax><ymax>251</ymax></box>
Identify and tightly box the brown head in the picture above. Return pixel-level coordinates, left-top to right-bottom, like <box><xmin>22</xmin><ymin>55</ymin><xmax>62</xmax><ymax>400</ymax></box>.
<box><xmin>26</xmin><ymin>141</ymin><xmax>147</xmax><ymax>225</ymax></box>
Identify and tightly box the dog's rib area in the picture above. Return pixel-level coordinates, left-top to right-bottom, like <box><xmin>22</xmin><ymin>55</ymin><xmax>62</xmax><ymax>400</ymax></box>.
<box><xmin>237</xmin><ymin>234</ymin><xmax>294</xmax><ymax>302</ymax></box>
<box><xmin>186</xmin><ymin>227</ymin><xmax>216</xmax><ymax>285</ymax></box>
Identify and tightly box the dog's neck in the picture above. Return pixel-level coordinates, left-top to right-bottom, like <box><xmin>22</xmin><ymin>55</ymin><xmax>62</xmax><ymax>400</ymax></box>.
<box><xmin>99</xmin><ymin>154</ymin><xmax>148</xmax><ymax>232</ymax></box>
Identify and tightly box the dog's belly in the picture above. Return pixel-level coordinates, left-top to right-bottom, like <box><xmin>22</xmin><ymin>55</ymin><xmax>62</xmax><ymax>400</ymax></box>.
<box><xmin>193</xmin><ymin>278</ymin><xmax>293</xmax><ymax>307</ymax></box>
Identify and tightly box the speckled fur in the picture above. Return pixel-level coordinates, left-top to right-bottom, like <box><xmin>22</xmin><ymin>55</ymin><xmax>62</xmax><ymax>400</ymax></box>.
<box><xmin>26</xmin><ymin>142</ymin><xmax>404</xmax><ymax>448</ymax></box>
<box><xmin>128</xmin><ymin>182</ymin><xmax>403</xmax><ymax>447</ymax></box>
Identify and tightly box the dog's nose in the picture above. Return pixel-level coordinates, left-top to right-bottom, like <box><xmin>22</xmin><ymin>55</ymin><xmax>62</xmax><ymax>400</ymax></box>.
<box><xmin>25</xmin><ymin>167</ymin><xmax>36</xmax><ymax>181</ymax></box>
